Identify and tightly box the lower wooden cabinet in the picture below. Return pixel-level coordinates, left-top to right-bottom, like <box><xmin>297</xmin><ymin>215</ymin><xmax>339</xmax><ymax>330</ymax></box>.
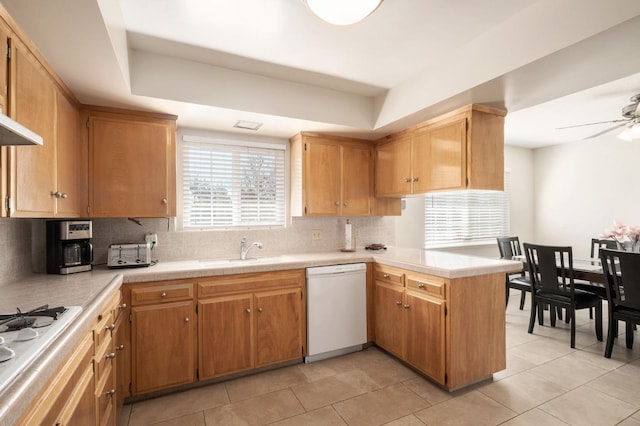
<box><xmin>198</xmin><ymin>271</ymin><xmax>305</xmax><ymax>381</ymax></box>
<box><xmin>131</xmin><ymin>299</ymin><xmax>196</xmax><ymax>394</ymax></box>
<box><xmin>373</xmin><ymin>264</ymin><xmax>505</xmax><ymax>389</ymax></box>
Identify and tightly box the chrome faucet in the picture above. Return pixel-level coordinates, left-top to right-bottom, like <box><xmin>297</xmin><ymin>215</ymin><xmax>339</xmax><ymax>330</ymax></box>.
<box><xmin>240</xmin><ymin>236</ymin><xmax>263</xmax><ymax>260</ymax></box>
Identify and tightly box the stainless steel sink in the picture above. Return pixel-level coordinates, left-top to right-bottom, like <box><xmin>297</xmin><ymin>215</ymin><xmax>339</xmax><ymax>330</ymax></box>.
<box><xmin>199</xmin><ymin>256</ymin><xmax>294</xmax><ymax>267</ymax></box>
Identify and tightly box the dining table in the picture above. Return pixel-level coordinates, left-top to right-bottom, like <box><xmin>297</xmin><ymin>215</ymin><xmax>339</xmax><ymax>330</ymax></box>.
<box><xmin>512</xmin><ymin>255</ymin><xmax>606</xmax><ymax>286</ymax></box>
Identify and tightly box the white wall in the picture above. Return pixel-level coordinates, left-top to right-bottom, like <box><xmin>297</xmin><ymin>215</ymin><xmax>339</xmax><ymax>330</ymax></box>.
<box><xmin>394</xmin><ymin>145</ymin><xmax>535</xmax><ymax>258</ymax></box>
<box><xmin>533</xmin><ymin>135</ymin><xmax>640</xmax><ymax>258</ymax></box>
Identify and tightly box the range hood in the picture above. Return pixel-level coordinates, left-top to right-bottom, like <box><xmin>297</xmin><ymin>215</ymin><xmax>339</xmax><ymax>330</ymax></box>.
<box><xmin>0</xmin><ymin>113</ymin><xmax>43</xmax><ymax>146</ymax></box>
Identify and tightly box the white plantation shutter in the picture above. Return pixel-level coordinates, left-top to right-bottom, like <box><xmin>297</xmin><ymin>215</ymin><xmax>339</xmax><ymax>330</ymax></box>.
<box><xmin>424</xmin><ymin>171</ymin><xmax>510</xmax><ymax>247</ymax></box>
<box><xmin>182</xmin><ymin>137</ymin><xmax>286</xmax><ymax>228</ymax></box>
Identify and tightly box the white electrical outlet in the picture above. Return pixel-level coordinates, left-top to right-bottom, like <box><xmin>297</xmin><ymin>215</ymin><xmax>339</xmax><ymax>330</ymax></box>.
<box><xmin>145</xmin><ymin>233</ymin><xmax>158</xmax><ymax>248</ymax></box>
<box><xmin>311</xmin><ymin>230</ymin><xmax>322</xmax><ymax>240</ymax></box>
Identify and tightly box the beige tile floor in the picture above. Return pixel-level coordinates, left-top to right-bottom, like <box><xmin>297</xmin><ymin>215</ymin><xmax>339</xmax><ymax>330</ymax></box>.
<box><xmin>119</xmin><ymin>291</ymin><xmax>640</xmax><ymax>426</ymax></box>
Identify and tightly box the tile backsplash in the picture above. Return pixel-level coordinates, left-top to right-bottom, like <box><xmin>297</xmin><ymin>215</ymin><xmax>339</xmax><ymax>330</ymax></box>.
<box><xmin>89</xmin><ymin>216</ymin><xmax>396</xmax><ymax>266</ymax></box>
<box><xmin>0</xmin><ymin>218</ymin><xmax>33</xmax><ymax>286</ymax></box>
<box><xmin>13</xmin><ymin>216</ymin><xmax>395</xmax><ymax>277</ymax></box>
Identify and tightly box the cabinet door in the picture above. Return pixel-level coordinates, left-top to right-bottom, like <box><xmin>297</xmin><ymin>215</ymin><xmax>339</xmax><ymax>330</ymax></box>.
<box><xmin>113</xmin><ymin>311</ymin><xmax>129</xmax><ymax>417</ymax></box>
<box><xmin>375</xmin><ymin>137</ymin><xmax>411</xmax><ymax>197</ymax></box>
<box><xmin>374</xmin><ymin>281</ymin><xmax>404</xmax><ymax>358</ymax></box>
<box><xmin>57</xmin><ymin>363</ymin><xmax>96</xmax><ymax>426</ymax></box>
<box><xmin>404</xmin><ymin>292</ymin><xmax>446</xmax><ymax>384</ymax></box>
<box><xmin>304</xmin><ymin>137</ymin><xmax>341</xmax><ymax>215</ymax></box>
<box><xmin>55</xmin><ymin>91</ymin><xmax>84</xmax><ymax>217</ymax></box>
<box><xmin>426</xmin><ymin>119</ymin><xmax>466</xmax><ymax>191</ymax></box>
<box><xmin>255</xmin><ymin>288</ymin><xmax>303</xmax><ymax>367</ymax></box>
<box><xmin>89</xmin><ymin>115</ymin><xmax>175</xmax><ymax>217</ymax></box>
<box><xmin>199</xmin><ymin>294</ymin><xmax>254</xmax><ymax>379</ymax></box>
<box><xmin>341</xmin><ymin>144</ymin><xmax>371</xmax><ymax>216</ymax></box>
<box><xmin>8</xmin><ymin>37</ymin><xmax>57</xmax><ymax>217</ymax></box>
<box><xmin>410</xmin><ymin>131</ymin><xmax>430</xmax><ymax>194</ymax></box>
<box><xmin>131</xmin><ymin>301</ymin><xmax>195</xmax><ymax>394</ymax></box>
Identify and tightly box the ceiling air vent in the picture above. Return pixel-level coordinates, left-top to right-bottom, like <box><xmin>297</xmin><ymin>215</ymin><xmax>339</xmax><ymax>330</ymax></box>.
<box><xmin>233</xmin><ymin>120</ymin><xmax>263</xmax><ymax>131</ymax></box>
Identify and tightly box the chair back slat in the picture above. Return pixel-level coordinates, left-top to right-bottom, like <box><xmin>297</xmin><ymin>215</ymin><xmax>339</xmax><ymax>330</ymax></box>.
<box><xmin>591</xmin><ymin>238</ymin><xmax>617</xmax><ymax>258</ymax></box>
<box><xmin>524</xmin><ymin>243</ymin><xmax>574</xmax><ymax>296</ymax></box>
<box><xmin>497</xmin><ymin>237</ymin><xmax>522</xmax><ymax>258</ymax></box>
<box><xmin>601</xmin><ymin>249</ymin><xmax>640</xmax><ymax>310</ymax></box>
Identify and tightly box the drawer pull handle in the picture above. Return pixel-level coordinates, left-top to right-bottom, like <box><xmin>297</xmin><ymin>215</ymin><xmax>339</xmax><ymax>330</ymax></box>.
<box><xmin>403</xmin><ymin>304</ymin><xmax>410</xmax><ymax>309</ymax></box>
<box><xmin>116</xmin><ymin>344</ymin><xmax>125</xmax><ymax>351</ymax></box>
<box><xmin>395</xmin><ymin>301</ymin><xmax>402</xmax><ymax>306</ymax></box>
<box><xmin>245</xmin><ymin>308</ymin><xmax>251</xmax><ymax>313</ymax></box>
<box><xmin>383</xmin><ymin>273</ymin><xmax>390</xmax><ymax>279</ymax></box>
<box><xmin>418</xmin><ymin>283</ymin><xmax>425</xmax><ymax>289</ymax></box>
<box><xmin>161</xmin><ymin>292</ymin><xmax>167</xmax><ymax>298</ymax></box>
<box><xmin>184</xmin><ymin>317</ymin><xmax>190</xmax><ymax>323</ymax></box>
<box><xmin>105</xmin><ymin>352</ymin><xmax>116</xmax><ymax>360</ymax></box>
<box><xmin>119</xmin><ymin>303</ymin><xmax>127</xmax><ymax>309</ymax></box>
<box><xmin>105</xmin><ymin>389</ymin><xmax>116</xmax><ymax>397</ymax></box>
<box><xmin>105</xmin><ymin>324</ymin><xmax>115</xmax><ymax>332</ymax></box>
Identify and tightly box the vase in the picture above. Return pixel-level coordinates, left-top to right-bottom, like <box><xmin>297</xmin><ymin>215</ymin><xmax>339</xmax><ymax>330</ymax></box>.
<box><xmin>617</xmin><ymin>241</ymin><xmax>640</xmax><ymax>252</ymax></box>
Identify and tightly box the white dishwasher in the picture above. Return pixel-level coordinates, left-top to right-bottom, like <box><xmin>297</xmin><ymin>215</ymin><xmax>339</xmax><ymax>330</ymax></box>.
<box><xmin>305</xmin><ymin>263</ymin><xmax>367</xmax><ymax>363</ymax></box>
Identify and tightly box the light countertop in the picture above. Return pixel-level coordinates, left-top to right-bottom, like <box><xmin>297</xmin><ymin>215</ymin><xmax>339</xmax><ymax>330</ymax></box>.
<box><xmin>0</xmin><ymin>247</ymin><xmax>521</xmax><ymax>424</ymax></box>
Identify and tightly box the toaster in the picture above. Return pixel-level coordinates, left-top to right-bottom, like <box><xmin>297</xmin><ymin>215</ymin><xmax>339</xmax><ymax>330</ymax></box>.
<box><xmin>108</xmin><ymin>243</ymin><xmax>152</xmax><ymax>268</ymax></box>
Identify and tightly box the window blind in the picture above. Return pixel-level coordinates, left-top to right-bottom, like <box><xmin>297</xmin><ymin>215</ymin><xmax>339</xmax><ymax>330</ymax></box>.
<box><xmin>424</xmin><ymin>172</ymin><xmax>510</xmax><ymax>247</ymax></box>
<box><xmin>181</xmin><ymin>138</ymin><xmax>286</xmax><ymax>228</ymax></box>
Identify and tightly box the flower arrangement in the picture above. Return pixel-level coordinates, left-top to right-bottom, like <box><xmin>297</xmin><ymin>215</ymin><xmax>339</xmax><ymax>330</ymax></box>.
<box><xmin>601</xmin><ymin>221</ymin><xmax>640</xmax><ymax>252</ymax></box>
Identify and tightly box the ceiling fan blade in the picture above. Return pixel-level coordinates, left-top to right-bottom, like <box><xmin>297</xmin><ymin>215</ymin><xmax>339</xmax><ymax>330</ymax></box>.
<box><xmin>583</xmin><ymin>122</ymin><xmax>628</xmax><ymax>139</ymax></box>
<box><xmin>556</xmin><ymin>119</ymin><xmax>627</xmax><ymax>130</ymax></box>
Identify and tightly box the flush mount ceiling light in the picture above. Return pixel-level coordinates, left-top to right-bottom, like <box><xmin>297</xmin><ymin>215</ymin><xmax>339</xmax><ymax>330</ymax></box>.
<box><xmin>302</xmin><ymin>0</ymin><xmax>383</xmax><ymax>26</ymax></box>
<box><xmin>233</xmin><ymin>120</ymin><xmax>263</xmax><ymax>131</ymax></box>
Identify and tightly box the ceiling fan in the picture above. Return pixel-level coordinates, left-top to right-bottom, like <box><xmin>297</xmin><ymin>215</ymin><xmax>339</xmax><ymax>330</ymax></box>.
<box><xmin>557</xmin><ymin>93</ymin><xmax>640</xmax><ymax>140</ymax></box>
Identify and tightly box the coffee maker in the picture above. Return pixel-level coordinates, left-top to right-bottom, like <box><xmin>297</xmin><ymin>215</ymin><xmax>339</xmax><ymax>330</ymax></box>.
<box><xmin>46</xmin><ymin>220</ymin><xmax>93</xmax><ymax>274</ymax></box>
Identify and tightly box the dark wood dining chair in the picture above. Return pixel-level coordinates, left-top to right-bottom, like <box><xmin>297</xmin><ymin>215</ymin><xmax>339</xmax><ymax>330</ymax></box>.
<box><xmin>523</xmin><ymin>243</ymin><xmax>603</xmax><ymax>348</ymax></box>
<box><xmin>497</xmin><ymin>237</ymin><xmax>531</xmax><ymax>310</ymax></box>
<box><xmin>600</xmin><ymin>248</ymin><xmax>640</xmax><ymax>358</ymax></box>
<box><xmin>576</xmin><ymin>238</ymin><xmax>618</xmax><ymax>319</ymax></box>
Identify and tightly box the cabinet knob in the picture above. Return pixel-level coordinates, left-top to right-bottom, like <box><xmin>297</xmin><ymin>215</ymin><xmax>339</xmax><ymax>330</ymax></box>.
<box><xmin>403</xmin><ymin>304</ymin><xmax>410</xmax><ymax>309</ymax></box>
<box><xmin>418</xmin><ymin>283</ymin><xmax>425</xmax><ymax>289</ymax></box>
<box><xmin>184</xmin><ymin>317</ymin><xmax>190</xmax><ymax>322</ymax></box>
<box><xmin>404</xmin><ymin>178</ymin><xmax>412</xmax><ymax>183</ymax></box>
<box><xmin>383</xmin><ymin>273</ymin><xmax>390</xmax><ymax>279</ymax></box>
<box><xmin>50</xmin><ymin>191</ymin><xmax>62</xmax><ymax>198</ymax></box>
<box><xmin>245</xmin><ymin>308</ymin><xmax>251</xmax><ymax>313</ymax></box>
<box><xmin>105</xmin><ymin>389</ymin><xmax>116</xmax><ymax>397</ymax></box>
<box><xmin>413</xmin><ymin>177</ymin><xmax>419</xmax><ymax>182</ymax></box>
<box><xmin>60</xmin><ymin>192</ymin><xmax>68</xmax><ymax>199</ymax></box>
<box><xmin>335</xmin><ymin>201</ymin><xmax>340</xmax><ymax>206</ymax></box>
<box><xmin>116</xmin><ymin>344</ymin><xmax>125</xmax><ymax>351</ymax></box>
<box><xmin>105</xmin><ymin>324</ymin><xmax>115</xmax><ymax>331</ymax></box>
<box><xmin>395</xmin><ymin>301</ymin><xmax>402</xmax><ymax>306</ymax></box>
<box><xmin>258</xmin><ymin>307</ymin><xmax>263</xmax><ymax>313</ymax></box>
<box><xmin>119</xmin><ymin>303</ymin><xmax>127</xmax><ymax>309</ymax></box>
<box><xmin>161</xmin><ymin>292</ymin><xmax>167</xmax><ymax>298</ymax></box>
<box><xmin>162</xmin><ymin>198</ymin><xmax>168</xmax><ymax>204</ymax></box>
<box><xmin>343</xmin><ymin>202</ymin><xmax>348</xmax><ymax>207</ymax></box>
<box><xmin>105</xmin><ymin>352</ymin><xmax>116</xmax><ymax>360</ymax></box>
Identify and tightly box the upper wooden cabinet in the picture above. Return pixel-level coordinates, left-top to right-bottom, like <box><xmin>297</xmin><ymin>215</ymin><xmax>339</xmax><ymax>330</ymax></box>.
<box><xmin>375</xmin><ymin>104</ymin><xmax>506</xmax><ymax>197</ymax></box>
<box><xmin>1</xmin><ymin>16</ymin><xmax>85</xmax><ymax>218</ymax></box>
<box><xmin>6</xmin><ymin>36</ymin><xmax>85</xmax><ymax>218</ymax></box>
<box><xmin>84</xmin><ymin>106</ymin><xmax>177</xmax><ymax>217</ymax></box>
<box><xmin>290</xmin><ymin>133</ymin><xmax>400</xmax><ymax>217</ymax></box>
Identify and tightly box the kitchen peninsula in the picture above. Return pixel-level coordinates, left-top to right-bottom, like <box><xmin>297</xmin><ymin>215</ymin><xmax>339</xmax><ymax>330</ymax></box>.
<box><xmin>0</xmin><ymin>249</ymin><xmax>521</xmax><ymax>425</ymax></box>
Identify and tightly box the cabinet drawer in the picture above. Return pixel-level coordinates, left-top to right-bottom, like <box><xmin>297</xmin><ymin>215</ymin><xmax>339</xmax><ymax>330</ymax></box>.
<box><xmin>95</xmin><ymin>335</ymin><xmax>115</xmax><ymax>385</ymax></box>
<box><xmin>373</xmin><ymin>265</ymin><xmax>404</xmax><ymax>286</ymax></box>
<box><xmin>406</xmin><ymin>273</ymin><xmax>445</xmax><ymax>298</ymax></box>
<box><xmin>131</xmin><ymin>283</ymin><xmax>193</xmax><ymax>305</ymax></box>
<box><xmin>96</xmin><ymin>364</ymin><xmax>115</xmax><ymax>426</ymax></box>
<box><xmin>94</xmin><ymin>310</ymin><xmax>114</xmax><ymax>352</ymax></box>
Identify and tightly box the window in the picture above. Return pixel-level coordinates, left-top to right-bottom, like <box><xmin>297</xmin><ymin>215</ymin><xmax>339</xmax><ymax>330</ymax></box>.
<box><xmin>424</xmin><ymin>172</ymin><xmax>510</xmax><ymax>247</ymax></box>
<box><xmin>181</xmin><ymin>135</ymin><xmax>286</xmax><ymax>228</ymax></box>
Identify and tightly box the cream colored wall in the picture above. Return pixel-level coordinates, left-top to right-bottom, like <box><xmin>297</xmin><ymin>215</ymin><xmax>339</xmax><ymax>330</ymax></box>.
<box><xmin>533</xmin><ymin>135</ymin><xmax>640</xmax><ymax>258</ymax></box>
<box><xmin>0</xmin><ymin>219</ymin><xmax>33</xmax><ymax>286</ymax></box>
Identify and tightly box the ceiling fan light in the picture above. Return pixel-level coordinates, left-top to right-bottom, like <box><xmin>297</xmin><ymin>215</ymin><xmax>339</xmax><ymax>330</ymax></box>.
<box><xmin>618</xmin><ymin>123</ymin><xmax>640</xmax><ymax>141</ymax></box>
<box><xmin>303</xmin><ymin>0</ymin><xmax>383</xmax><ymax>26</ymax></box>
